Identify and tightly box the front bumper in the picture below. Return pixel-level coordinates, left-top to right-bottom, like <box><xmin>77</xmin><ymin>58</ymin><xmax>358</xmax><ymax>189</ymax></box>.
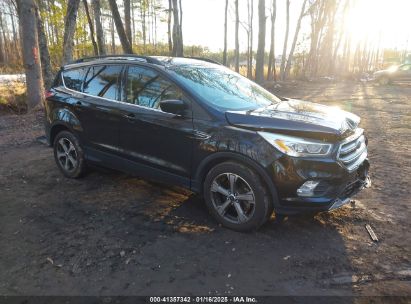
<box><xmin>270</xmin><ymin>157</ymin><xmax>371</xmax><ymax>215</ymax></box>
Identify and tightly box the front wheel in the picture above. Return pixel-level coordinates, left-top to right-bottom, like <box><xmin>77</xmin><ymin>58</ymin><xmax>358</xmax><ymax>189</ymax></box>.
<box><xmin>203</xmin><ymin>162</ymin><xmax>273</xmax><ymax>232</ymax></box>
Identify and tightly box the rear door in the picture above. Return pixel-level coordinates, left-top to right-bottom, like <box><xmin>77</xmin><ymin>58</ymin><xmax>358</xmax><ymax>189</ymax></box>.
<box><xmin>117</xmin><ymin>64</ymin><xmax>194</xmax><ymax>185</ymax></box>
<box><xmin>63</xmin><ymin>64</ymin><xmax>124</xmax><ymax>156</ymax></box>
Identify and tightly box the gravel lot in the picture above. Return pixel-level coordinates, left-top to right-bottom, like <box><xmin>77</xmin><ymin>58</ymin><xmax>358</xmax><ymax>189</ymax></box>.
<box><xmin>0</xmin><ymin>81</ymin><xmax>410</xmax><ymax>298</ymax></box>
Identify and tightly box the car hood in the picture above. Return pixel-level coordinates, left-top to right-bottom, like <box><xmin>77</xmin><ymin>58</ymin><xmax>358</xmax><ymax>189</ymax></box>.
<box><xmin>225</xmin><ymin>99</ymin><xmax>360</xmax><ymax>141</ymax></box>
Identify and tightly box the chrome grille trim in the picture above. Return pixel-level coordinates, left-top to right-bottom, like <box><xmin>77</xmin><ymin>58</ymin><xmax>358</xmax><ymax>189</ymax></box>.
<box><xmin>338</xmin><ymin>128</ymin><xmax>367</xmax><ymax>172</ymax></box>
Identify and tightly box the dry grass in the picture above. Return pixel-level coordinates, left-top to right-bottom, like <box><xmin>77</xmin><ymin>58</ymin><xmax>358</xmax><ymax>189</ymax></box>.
<box><xmin>0</xmin><ymin>82</ymin><xmax>27</xmax><ymax>114</ymax></box>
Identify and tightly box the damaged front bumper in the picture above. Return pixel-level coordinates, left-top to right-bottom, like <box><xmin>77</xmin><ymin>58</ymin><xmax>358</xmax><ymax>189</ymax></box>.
<box><xmin>273</xmin><ymin>159</ymin><xmax>372</xmax><ymax>215</ymax></box>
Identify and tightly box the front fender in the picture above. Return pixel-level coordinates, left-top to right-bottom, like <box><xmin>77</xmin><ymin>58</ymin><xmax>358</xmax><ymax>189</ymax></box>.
<box><xmin>192</xmin><ymin>151</ymin><xmax>280</xmax><ymax>209</ymax></box>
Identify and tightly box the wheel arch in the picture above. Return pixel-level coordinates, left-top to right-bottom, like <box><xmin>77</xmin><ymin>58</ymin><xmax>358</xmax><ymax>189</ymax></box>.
<box><xmin>193</xmin><ymin>152</ymin><xmax>280</xmax><ymax>209</ymax></box>
<box><xmin>48</xmin><ymin>108</ymin><xmax>83</xmax><ymax>145</ymax></box>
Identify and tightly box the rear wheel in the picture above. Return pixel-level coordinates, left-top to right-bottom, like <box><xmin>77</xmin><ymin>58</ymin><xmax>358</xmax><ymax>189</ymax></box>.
<box><xmin>203</xmin><ymin>162</ymin><xmax>273</xmax><ymax>232</ymax></box>
<box><xmin>53</xmin><ymin>131</ymin><xmax>86</xmax><ymax>178</ymax></box>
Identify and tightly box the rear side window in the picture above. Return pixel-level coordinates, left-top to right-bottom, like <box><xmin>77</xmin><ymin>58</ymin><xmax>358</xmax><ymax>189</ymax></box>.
<box><xmin>62</xmin><ymin>67</ymin><xmax>88</xmax><ymax>91</ymax></box>
<box><xmin>83</xmin><ymin>65</ymin><xmax>123</xmax><ymax>100</ymax></box>
<box><xmin>126</xmin><ymin>66</ymin><xmax>183</xmax><ymax>109</ymax></box>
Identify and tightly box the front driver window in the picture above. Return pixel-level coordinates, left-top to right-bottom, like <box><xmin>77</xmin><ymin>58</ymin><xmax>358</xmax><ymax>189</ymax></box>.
<box><xmin>126</xmin><ymin>66</ymin><xmax>183</xmax><ymax>109</ymax></box>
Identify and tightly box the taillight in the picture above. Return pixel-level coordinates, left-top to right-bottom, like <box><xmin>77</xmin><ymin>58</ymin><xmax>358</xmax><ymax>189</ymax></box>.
<box><xmin>45</xmin><ymin>90</ymin><xmax>55</xmax><ymax>99</ymax></box>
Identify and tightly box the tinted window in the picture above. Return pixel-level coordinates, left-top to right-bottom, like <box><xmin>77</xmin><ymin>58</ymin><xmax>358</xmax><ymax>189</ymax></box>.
<box><xmin>126</xmin><ymin>66</ymin><xmax>183</xmax><ymax>109</ymax></box>
<box><xmin>168</xmin><ymin>65</ymin><xmax>281</xmax><ymax>111</ymax></box>
<box><xmin>63</xmin><ymin>67</ymin><xmax>88</xmax><ymax>91</ymax></box>
<box><xmin>83</xmin><ymin>65</ymin><xmax>123</xmax><ymax>100</ymax></box>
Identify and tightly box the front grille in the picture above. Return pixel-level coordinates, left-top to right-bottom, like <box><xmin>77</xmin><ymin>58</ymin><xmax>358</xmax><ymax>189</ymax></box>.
<box><xmin>338</xmin><ymin>129</ymin><xmax>367</xmax><ymax>172</ymax></box>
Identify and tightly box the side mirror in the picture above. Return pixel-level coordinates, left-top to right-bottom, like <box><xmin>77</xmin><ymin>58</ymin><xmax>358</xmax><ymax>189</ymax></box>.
<box><xmin>159</xmin><ymin>99</ymin><xmax>187</xmax><ymax>115</ymax></box>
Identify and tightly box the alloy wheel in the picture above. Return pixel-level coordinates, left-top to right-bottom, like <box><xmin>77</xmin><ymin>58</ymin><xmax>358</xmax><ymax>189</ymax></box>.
<box><xmin>210</xmin><ymin>173</ymin><xmax>256</xmax><ymax>224</ymax></box>
<box><xmin>56</xmin><ymin>137</ymin><xmax>78</xmax><ymax>172</ymax></box>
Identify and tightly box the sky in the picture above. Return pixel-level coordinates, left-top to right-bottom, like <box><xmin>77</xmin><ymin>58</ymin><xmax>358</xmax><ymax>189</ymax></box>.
<box><xmin>172</xmin><ymin>0</ymin><xmax>411</xmax><ymax>54</ymax></box>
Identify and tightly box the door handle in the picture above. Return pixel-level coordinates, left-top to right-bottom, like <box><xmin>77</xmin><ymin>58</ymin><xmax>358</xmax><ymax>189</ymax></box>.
<box><xmin>74</xmin><ymin>101</ymin><xmax>84</xmax><ymax>111</ymax></box>
<box><xmin>124</xmin><ymin>113</ymin><xmax>136</xmax><ymax>121</ymax></box>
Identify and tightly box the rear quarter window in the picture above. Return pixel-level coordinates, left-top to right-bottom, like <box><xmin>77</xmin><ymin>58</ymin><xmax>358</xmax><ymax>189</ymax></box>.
<box><xmin>62</xmin><ymin>67</ymin><xmax>88</xmax><ymax>92</ymax></box>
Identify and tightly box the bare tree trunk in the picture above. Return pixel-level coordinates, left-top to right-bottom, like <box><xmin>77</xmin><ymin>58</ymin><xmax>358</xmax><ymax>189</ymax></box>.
<box><xmin>304</xmin><ymin>0</ymin><xmax>327</xmax><ymax>77</ymax></box>
<box><xmin>92</xmin><ymin>0</ymin><xmax>106</xmax><ymax>55</ymax></box>
<box><xmin>124</xmin><ymin>0</ymin><xmax>132</xmax><ymax>46</ymax></box>
<box><xmin>179</xmin><ymin>0</ymin><xmax>183</xmax><ymax>48</ymax></box>
<box><xmin>141</xmin><ymin>0</ymin><xmax>146</xmax><ymax>49</ymax></box>
<box><xmin>167</xmin><ymin>0</ymin><xmax>172</xmax><ymax>54</ymax></box>
<box><xmin>34</xmin><ymin>3</ymin><xmax>53</xmax><ymax>88</ymax></box>
<box><xmin>110</xmin><ymin>16</ymin><xmax>115</xmax><ymax>53</ymax></box>
<box><xmin>82</xmin><ymin>0</ymin><xmax>98</xmax><ymax>56</ymax></box>
<box><xmin>132</xmin><ymin>1</ymin><xmax>135</xmax><ymax>42</ymax></box>
<box><xmin>223</xmin><ymin>0</ymin><xmax>228</xmax><ymax>66</ymax></box>
<box><xmin>284</xmin><ymin>0</ymin><xmax>307</xmax><ymax>79</ymax></box>
<box><xmin>0</xmin><ymin>14</ymin><xmax>8</xmax><ymax>63</ymax></box>
<box><xmin>108</xmin><ymin>0</ymin><xmax>133</xmax><ymax>53</ymax></box>
<box><xmin>255</xmin><ymin>0</ymin><xmax>266</xmax><ymax>84</ymax></box>
<box><xmin>331</xmin><ymin>0</ymin><xmax>350</xmax><ymax>75</ymax></box>
<box><xmin>62</xmin><ymin>0</ymin><xmax>80</xmax><ymax>64</ymax></box>
<box><xmin>16</xmin><ymin>0</ymin><xmax>44</xmax><ymax>110</ymax></box>
<box><xmin>247</xmin><ymin>0</ymin><xmax>254</xmax><ymax>78</ymax></box>
<box><xmin>234</xmin><ymin>0</ymin><xmax>239</xmax><ymax>72</ymax></box>
<box><xmin>9</xmin><ymin>4</ymin><xmax>19</xmax><ymax>55</ymax></box>
<box><xmin>267</xmin><ymin>0</ymin><xmax>276</xmax><ymax>81</ymax></box>
<box><xmin>0</xmin><ymin>28</ymin><xmax>5</xmax><ymax>64</ymax></box>
<box><xmin>171</xmin><ymin>0</ymin><xmax>183</xmax><ymax>56</ymax></box>
<box><xmin>279</xmin><ymin>0</ymin><xmax>290</xmax><ymax>80</ymax></box>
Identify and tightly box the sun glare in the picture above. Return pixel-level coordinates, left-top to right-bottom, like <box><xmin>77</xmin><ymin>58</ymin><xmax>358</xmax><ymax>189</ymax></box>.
<box><xmin>344</xmin><ymin>0</ymin><xmax>410</xmax><ymax>51</ymax></box>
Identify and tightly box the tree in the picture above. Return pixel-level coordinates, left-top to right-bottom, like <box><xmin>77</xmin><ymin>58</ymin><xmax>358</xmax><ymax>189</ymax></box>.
<box><xmin>108</xmin><ymin>0</ymin><xmax>133</xmax><ymax>53</ymax></box>
<box><xmin>267</xmin><ymin>0</ymin><xmax>276</xmax><ymax>80</ymax></box>
<box><xmin>124</xmin><ymin>0</ymin><xmax>132</xmax><ymax>45</ymax></box>
<box><xmin>0</xmin><ymin>27</ymin><xmax>4</xmax><ymax>64</ymax></box>
<box><xmin>222</xmin><ymin>0</ymin><xmax>228</xmax><ymax>66</ymax></box>
<box><xmin>171</xmin><ymin>0</ymin><xmax>183</xmax><ymax>56</ymax></box>
<box><xmin>234</xmin><ymin>0</ymin><xmax>239</xmax><ymax>72</ymax></box>
<box><xmin>246</xmin><ymin>0</ymin><xmax>254</xmax><ymax>78</ymax></box>
<box><xmin>284</xmin><ymin>0</ymin><xmax>307</xmax><ymax>79</ymax></box>
<box><xmin>255</xmin><ymin>0</ymin><xmax>266</xmax><ymax>84</ymax></box>
<box><xmin>167</xmin><ymin>0</ymin><xmax>172</xmax><ymax>54</ymax></box>
<box><xmin>35</xmin><ymin>0</ymin><xmax>53</xmax><ymax>88</ymax></box>
<box><xmin>16</xmin><ymin>0</ymin><xmax>44</xmax><ymax>110</ymax></box>
<box><xmin>83</xmin><ymin>0</ymin><xmax>98</xmax><ymax>56</ymax></box>
<box><xmin>304</xmin><ymin>0</ymin><xmax>327</xmax><ymax>77</ymax></box>
<box><xmin>92</xmin><ymin>0</ymin><xmax>106</xmax><ymax>55</ymax></box>
<box><xmin>62</xmin><ymin>0</ymin><xmax>80</xmax><ymax>64</ymax></box>
<box><xmin>279</xmin><ymin>0</ymin><xmax>290</xmax><ymax>80</ymax></box>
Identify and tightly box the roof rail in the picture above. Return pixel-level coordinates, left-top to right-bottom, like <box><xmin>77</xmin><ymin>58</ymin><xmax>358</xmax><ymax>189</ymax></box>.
<box><xmin>70</xmin><ymin>54</ymin><xmax>163</xmax><ymax>65</ymax></box>
<box><xmin>185</xmin><ymin>57</ymin><xmax>222</xmax><ymax>65</ymax></box>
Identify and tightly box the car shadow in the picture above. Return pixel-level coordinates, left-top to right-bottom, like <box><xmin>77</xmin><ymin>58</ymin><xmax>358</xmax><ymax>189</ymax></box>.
<box><xmin>4</xmin><ymin>165</ymin><xmax>356</xmax><ymax>298</ymax></box>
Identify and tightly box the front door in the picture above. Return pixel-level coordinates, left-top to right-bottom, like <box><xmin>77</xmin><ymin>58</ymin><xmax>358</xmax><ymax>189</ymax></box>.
<box><xmin>117</xmin><ymin>65</ymin><xmax>194</xmax><ymax>185</ymax></box>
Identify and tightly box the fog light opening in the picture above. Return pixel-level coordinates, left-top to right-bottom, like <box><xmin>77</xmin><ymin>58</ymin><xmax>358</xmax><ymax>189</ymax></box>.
<box><xmin>297</xmin><ymin>180</ymin><xmax>320</xmax><ymax>197</ymax></box>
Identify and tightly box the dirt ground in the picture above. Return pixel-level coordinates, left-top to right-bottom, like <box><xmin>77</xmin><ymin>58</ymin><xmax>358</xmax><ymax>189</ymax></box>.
<box><xmin>0</xmin><ymin>81</ymin><xmax>410</xmax><ymax>298</ymax></box>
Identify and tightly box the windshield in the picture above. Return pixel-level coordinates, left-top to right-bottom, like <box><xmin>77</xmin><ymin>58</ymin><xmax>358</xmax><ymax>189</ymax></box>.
<box><xmin>167</xmin><ymin>64</ymin><xmax>281</xmax><ymax>111</ymax></box>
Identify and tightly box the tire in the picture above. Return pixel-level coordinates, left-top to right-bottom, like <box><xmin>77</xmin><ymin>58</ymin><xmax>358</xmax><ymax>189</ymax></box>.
<box><xmin>203</xmin><ymin>161</ymin><xmax>273</xmax><ymax>232</ymax></box>
<box><xmin>379</xmin><ymin>76</ymin><xmax>390</xmax><ymax>85</ymax></box>
<box><xmin>53</xmin><ymin>131</ymin><xmax>86</xmax><ymax>178</ymax></box>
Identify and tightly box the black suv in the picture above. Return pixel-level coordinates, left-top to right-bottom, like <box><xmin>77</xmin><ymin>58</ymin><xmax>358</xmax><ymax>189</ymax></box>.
<box><xmin>45</xmin><ymin>55</ymin><xmax>371</xmax><ymax>231</ymax></box>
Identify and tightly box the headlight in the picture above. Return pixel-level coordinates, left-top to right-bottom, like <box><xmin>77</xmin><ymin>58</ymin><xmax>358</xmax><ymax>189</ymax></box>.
<box><xmin>258</xmin><ymin>132</ymin><xmax>332</xmax><ymax>157</ymax></box>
